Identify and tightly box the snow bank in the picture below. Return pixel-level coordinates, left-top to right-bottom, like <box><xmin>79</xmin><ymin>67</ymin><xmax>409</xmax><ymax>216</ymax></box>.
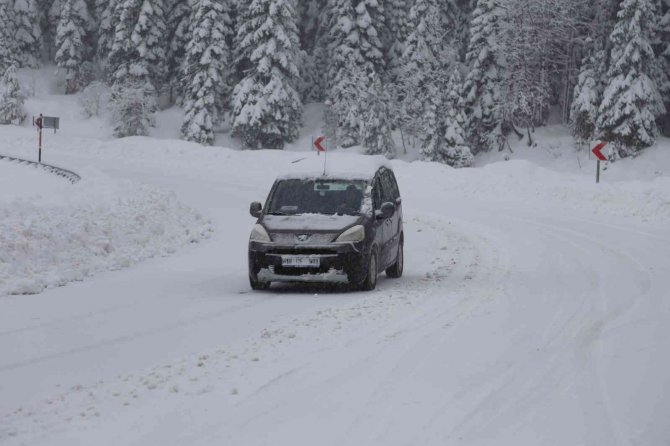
<box><xmin>0</xmin><ymin>166</ymin><xmax>212</xmax><ymax>296</ymax></box>
<box><xmin>396</xmin><ymin>158</ymin><xmax>670</xmax><ymax>224</ymax></box>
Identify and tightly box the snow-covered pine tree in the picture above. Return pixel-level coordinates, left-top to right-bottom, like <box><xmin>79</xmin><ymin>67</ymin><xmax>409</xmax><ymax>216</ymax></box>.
<box><xmin>597</xmin><ymin>0</ymin><xmax>665</xmax><ymax>156</ymax></box>
<box><xmin>297</xmin><ymin>49</ymin><xmax>323</xmax><ymax>102</ymax></box>
<box><xmin>330</xmin><ymin>53</ymin><xmax>367</xmax><ymax>147</ymax></box>
<box><xmin>0</xmin><ymin>65</ymin><xmax>26</xmax><ymax>125</ymax></box>
<box><xmin>654</xmin><ymin>0</ymin><xmax>670</xmax><ymax>134</ymax></box>
<box><xmin>569</xmin><ymin>44</ymin><xmax>606</xmax><ymax>142</ymax></box>
<box><xmin>323</xmin><ymin>0</ymin><xmax>388</xmax><ymax>146</ymax></box>
<box><xmin>0</xmin><ymin>0</ymin><xmax>18</xmax><ymax>72</ymax></box>
<box><xmin>450</xmin><ymin>0</ymin><xmax>473</xmax><ymax>60</ymax></box>
<box><xmin>383</xmin><ymin>0</ymin><xmax>410</xmax><ymax>75</ymax></box>
<box><xmin>298</xmin><ymin>0</ymin><xmax>324</xmax><ymax>51</ymax></box>
<box><xmin>107</xmin><ymin>0</ymin><xmax>165</xmax><ymax>137</ymax></box>
<box><xmin>660</xmin><ymin>0</ymin><xmax>670</xmax><ymax>67</ymax></box>
<box><xmin>304</xmin><ymin>3</ymin><xmax>329</xmax><ymax>102</ymax></box>
<box><xmin>108</xmin><ymin>0</ymin><xmax>143</xmax><ymax>83</ymax></box>
<box><xmin>295</xmin><ymin>0</ymin><xmax>329</xmax><ymax>103</ymax></box>
<box><xmin>322</xmin><ymin>99</ymin><xmax>338</xmax><ymax>149</ymax></box>
<box><xmin>42</xmin><ymin>0</ymin><xmax>63</xmax><ymax>60</ymax></box>
<box><xmin>397</xmin><ymin>0</ymin><xmax>452</xmax><ymax>145</ymax></box>
<box><xmin>323</xmin><ymin>0</ymin><xmax>353</xmax><ymax>92</ymax></box>
<box><xmin>505</xmin><ymin>0</ymin><xmax>559</xmax><ymax>131</ymax></box>
<box><xmin>13</xmin><ymin>0</ymin><xmax>42</xmax><ymax>67</ymax></box>
<box><xmin>419</xmin><ymin>72</ymin><xmax>446</xmax><ymax>163</ymax></box>
<box><xmin>95</xmin><ymin>0</ymin><xmax>121</xmax><ymax>71</ymax></box>
<box><xmin>231</xmin><ymin>0</ymin><xmax>303</xmax><ymax>150</ymax></box>
<box><xmin>440</xmin><ymin>70</ymin><xmax>474</xmax><ymax>167</ymax></box>
<box><xmin>421</xmin><ymin>69</ymin><xmax>474</xmax><ymax>167</ymax></box>
<box><xmin>165</xmin><ymin>0</ymin><xmax>192</xmax><ymax>104</ymax></box>
<box><xmin>462</xmin><ymin>0</ymin><xmax>505</xmax><ymax>153</ymax></box>
<box><xmin>111</xmin><ymin>77</ymin><xmax>155</xmax><ymax>136</ymax></box>
<box><xmin>108</xmin><ymin>0</ymin><xmax>167</xmax><ymax>91</ymax></box>
<box><xmin>55</xmin><ymin>0</ymin><xmax>91</xmax><ymax>93</ymax></box>
<box><xmin>353</xmin><ymin>0</ymin><xmax>386</xmax><ymax>75</ymax></box>
<box><xmin>438</xmin><ymin>0</ymin><xmax>462</xmax><ymax>43</ymax></box>
<box><xmin>132</xmin><ymin>0</ymin><xmax>168</xmax><ymax>92</ymax></box>
<box><xmin>181</xmin><ymin>0</ymin><xmax>233</xmax><ymax>145</ymax></box>
<box><xmin>360</xmin><ymin>73</ymin><xmax>395</xmax><ymax>157</ymax></box>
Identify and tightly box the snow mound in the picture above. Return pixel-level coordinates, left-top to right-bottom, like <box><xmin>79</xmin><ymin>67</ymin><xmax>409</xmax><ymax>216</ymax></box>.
<box><xmin>0</xmin><ymin>168</ymin><xmax>213</xmax><ymax>296</ymax></box>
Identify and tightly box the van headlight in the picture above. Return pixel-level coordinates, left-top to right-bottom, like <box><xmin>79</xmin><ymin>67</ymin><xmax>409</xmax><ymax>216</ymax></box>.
<box><xmin>335</xmin><ymin>225</ymin><xmax>365</xmax><ymax>243</ymax></box>
<box><xmin>250</xmin><ymin>224</ymin><xmax>271</xmax><ymax>242</ymax></box>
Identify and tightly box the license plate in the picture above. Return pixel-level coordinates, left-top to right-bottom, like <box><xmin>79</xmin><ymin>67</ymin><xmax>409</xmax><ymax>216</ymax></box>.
<box><xmin>281</xmin><ymin>255</ymin><xmax>320</xmax><ymax>268</ymax></box>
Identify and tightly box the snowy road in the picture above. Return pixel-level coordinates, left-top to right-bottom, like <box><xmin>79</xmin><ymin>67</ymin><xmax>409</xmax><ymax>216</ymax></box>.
<box><xmin>1</xmin><ymin>140</ymin><xmax>669</xmax><ymax>445</ymax></box>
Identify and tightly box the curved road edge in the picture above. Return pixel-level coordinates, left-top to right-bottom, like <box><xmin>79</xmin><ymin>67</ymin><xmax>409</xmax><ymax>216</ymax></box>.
<box><xmin>0</xmin><ymin>153</ymin><xmax>81</xmax><ymax>184</ymax></box>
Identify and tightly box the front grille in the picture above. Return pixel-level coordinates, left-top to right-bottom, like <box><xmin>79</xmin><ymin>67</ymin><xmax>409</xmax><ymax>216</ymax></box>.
<box><xmin>267</xmin><ymin>247</ymin><xmax>338</xmax><ymax>255</ymax></box>
<box><xmin>270</xmin><ymin>233</ymin><xmax>338</xmax><ymax>244</ymax></box>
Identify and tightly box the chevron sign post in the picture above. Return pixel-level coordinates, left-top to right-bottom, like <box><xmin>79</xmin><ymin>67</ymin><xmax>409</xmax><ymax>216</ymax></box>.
<box><xmin>592</xmin><ymin>141</ymin><xmax>608</xmax><ymax>184</ymax></box>
<box><xmin>313</xmin><ymin>135</ymin><xmax>327</xmax><ymax>175</ymax></box>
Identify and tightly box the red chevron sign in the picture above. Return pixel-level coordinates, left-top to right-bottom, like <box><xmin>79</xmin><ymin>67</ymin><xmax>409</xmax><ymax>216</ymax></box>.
<box><xmin>592</xmin><ymin>141</ymin><xmax>608</xmax><ymax>161</ymax></box>
<box><xmin>314</xmin><ymin>135</ymin><xmax>326</xmax><ymax>152</ymax></box>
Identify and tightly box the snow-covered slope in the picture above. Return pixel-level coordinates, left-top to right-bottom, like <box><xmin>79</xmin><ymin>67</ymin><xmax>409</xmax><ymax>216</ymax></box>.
<box><xmin>0</xmin><ymin>159</ymin><xmax>212</xmax><ymax>295</ymax></box>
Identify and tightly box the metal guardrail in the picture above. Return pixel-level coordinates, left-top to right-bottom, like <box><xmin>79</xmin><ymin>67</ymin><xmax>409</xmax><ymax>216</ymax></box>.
<box><xmin>0</xmin><ymin>154</ymin><xmax>81</xmax><ymax>184</ymax></box>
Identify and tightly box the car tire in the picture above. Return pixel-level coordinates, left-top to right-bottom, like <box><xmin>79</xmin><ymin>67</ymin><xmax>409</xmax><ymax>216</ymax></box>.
<box><xmin>249</xmin><ymin>275</ymin><xmax>271</xmax><ymax>291</ymax></box>
<box><xmin>386</xmin><ymin>238</ymin><xmax>403</xmax><ymax>278</ymax></box>
<box><xmin>358</xmin><ymin>249</ymin><xmax>378</xmax><ymax>291</ymax></box>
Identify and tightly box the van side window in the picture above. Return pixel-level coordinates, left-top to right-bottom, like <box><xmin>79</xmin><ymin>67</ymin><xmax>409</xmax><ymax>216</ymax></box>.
<box><xmin>387</xmin><ymin>171</ymin><xmax>400</xmax><ymax>201</ymax></box>
<box><xmin>380</xmin><ymin>170</ymin><xmax>397</xmax><ymax>203</ymax></box>
<box><xmin>373</xmin><ymin>177</ymin><xmax>383</xmax><ymax>209</ymax></box>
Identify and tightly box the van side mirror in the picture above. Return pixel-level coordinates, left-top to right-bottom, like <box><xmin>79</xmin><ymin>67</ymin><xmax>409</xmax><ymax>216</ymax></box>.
<box><xmin>376</xmin><ymin>202</ymin><xmax>395</xmax><ymax>219</ymax></box>
<box><xmin>250</xmin><ymin>201</ymin><xmax>263</xmax><ymax>218</ymax></box>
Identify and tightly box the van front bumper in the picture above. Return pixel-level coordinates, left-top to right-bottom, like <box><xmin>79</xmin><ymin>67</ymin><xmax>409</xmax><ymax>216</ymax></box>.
<box><xmin>248</xmin><ymin>241</ymin><xmax>367</xmax><ymax>283</ymax></box>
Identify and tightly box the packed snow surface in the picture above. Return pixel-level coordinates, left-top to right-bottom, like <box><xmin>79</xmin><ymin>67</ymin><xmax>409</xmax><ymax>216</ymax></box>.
<box><xmin>1</xmin><ymin>120</ymin><xmax>669</xmax><ymax>446</ymax></box>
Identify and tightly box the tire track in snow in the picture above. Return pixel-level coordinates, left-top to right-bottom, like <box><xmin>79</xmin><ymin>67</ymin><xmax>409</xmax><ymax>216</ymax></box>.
<box><xmin>457</xmin><ymin>214</ymin><xmax>657</xmax><ymax>446</ymax></box>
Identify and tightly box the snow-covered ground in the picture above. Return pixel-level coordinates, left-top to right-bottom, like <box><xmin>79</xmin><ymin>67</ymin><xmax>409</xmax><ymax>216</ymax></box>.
<box><xmin>1</xmin><ymin>82</ymin><xmax>670</xmax><ymax>445</ymax></box>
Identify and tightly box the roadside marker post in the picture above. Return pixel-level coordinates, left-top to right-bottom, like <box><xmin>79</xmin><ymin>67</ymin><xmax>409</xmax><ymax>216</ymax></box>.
<box><xmin>313</xmin><ymin>135</ymin><xmax>327</xmax><ymax>175</ymax></box>
<box><xmin>32</xmin><ymin>114</ymin><xmax>60</xmax><ymax>163</ymax></box>
<box><xmin>591</xmin><ymin>141</ymin><xmax>608</xmax><ymax>184</ymax></box>
<box><xmin>34</xmin><ymin>114</ymin><xmax>43</xmax><ymax>163</ymax></box>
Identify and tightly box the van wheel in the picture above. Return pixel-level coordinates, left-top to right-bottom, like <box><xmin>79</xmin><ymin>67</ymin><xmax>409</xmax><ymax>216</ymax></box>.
<box><xmin>358</xmin><ymin>249</ymin><xmax>378</xmax><ymax>291</ymax></box>
<box><xmin>386</xmin><ymin>238</ymin><xmax>403</xmax><ymax>278</ymax></box>
<box><xmin>249</xmin><ymin>275</ymin><xmax>271</xmax><ymax>291</ymax></box>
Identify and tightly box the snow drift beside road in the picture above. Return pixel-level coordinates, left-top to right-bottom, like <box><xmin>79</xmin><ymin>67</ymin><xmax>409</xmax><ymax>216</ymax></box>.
<box><xmin>0</xmin><ymin>164</ymin><xmax>212</xmax><ymax>296</ymax></box>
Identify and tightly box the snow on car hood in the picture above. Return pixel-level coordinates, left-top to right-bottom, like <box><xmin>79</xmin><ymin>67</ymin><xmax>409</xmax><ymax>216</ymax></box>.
<box><xmin>262</xmin><ymin>214</ymin><xmax>360</xmax><ymax>232</ymax></box>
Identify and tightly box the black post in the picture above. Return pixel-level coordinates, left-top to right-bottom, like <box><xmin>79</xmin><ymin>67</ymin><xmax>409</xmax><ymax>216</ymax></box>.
<box><xmin>38</xmin><ymin>114</ymin><xmax>43</xmax><ymax>163</ymax></box>
<box><xmin>596</xmin><ymin>160</ymin><xmax>600</xmax><ymax>184</ymax></box>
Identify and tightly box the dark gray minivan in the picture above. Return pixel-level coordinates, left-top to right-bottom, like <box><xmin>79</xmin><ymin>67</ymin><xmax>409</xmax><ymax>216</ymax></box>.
<box><xmin>248</xmin><ymin>165</ymin><xmax>403</xmax><ymax>291</ymax></box>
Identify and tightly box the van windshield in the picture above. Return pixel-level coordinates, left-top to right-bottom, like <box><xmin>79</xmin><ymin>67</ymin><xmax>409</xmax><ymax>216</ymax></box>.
<box><xmin>267</xmin><ymin>179</ymin><xmax>367</xmax><ymax>216</ymax></box>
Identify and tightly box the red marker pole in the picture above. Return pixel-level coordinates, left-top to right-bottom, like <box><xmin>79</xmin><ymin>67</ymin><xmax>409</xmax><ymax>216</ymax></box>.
<box><xmin>37</xmin><ymin>114</ymin><xmax>43</xmax><ymax>163</ymax></box>
<box><xmin>313</xmin><ymin>135</ymin><xmax>327</xmax><ymax>175</ymax></box>
<box><xmin>323</xmin><ymin>140</ymin><xmax>327</xmax><ymax>176</ymax></box>
<box><xmin>591</xmin><ymin>141</ymin><xmax>608</xmax><ymax>184</ymax></box>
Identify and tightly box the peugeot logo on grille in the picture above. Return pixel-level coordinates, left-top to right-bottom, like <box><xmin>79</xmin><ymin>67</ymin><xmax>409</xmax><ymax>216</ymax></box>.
<box><xmin>296</xmin><ymin>234</ymin><xmax>311</xmax><ymax>242</ymax></box>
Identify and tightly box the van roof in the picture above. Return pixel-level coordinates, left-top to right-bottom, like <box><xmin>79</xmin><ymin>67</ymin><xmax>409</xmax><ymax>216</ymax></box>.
<box><xmin>277</xmin><ymin>153</ymin><xmax>392</xmax><ymax>181</ymax></box>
